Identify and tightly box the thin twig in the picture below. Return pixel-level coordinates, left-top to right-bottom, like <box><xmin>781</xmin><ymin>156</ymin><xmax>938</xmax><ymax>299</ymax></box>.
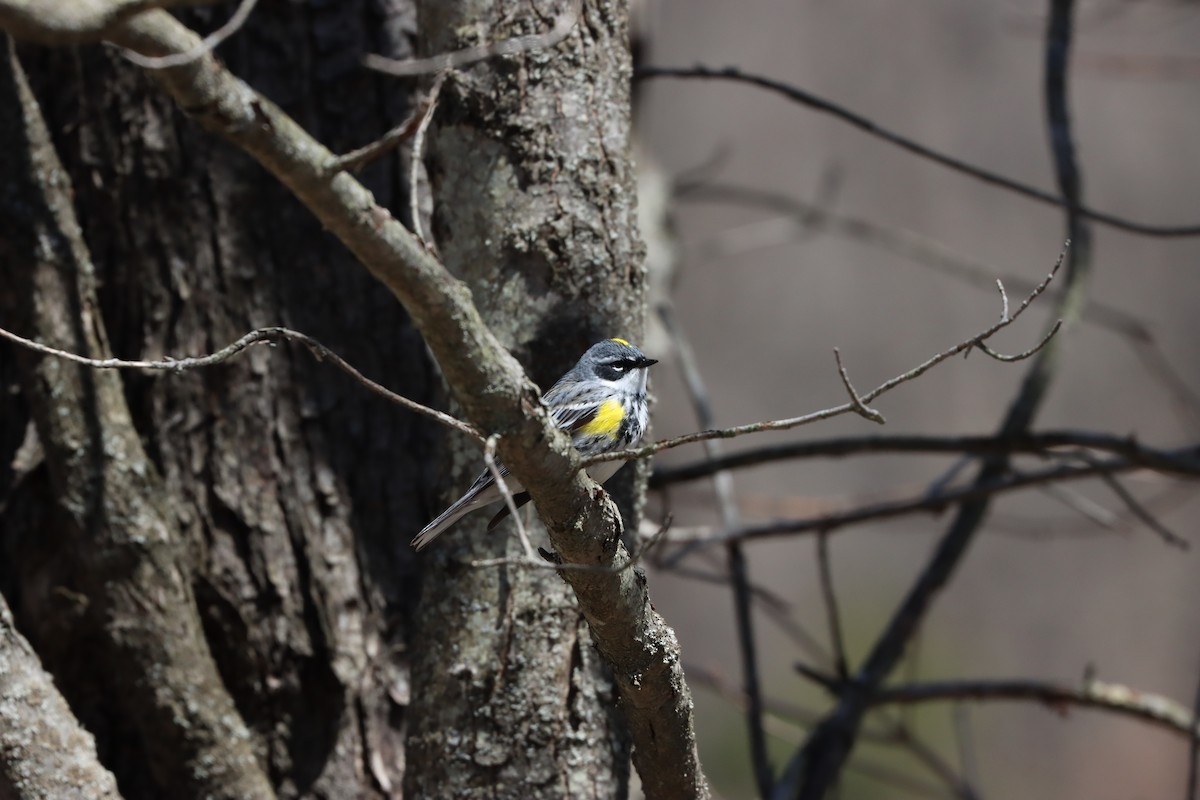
<box><xmin>482</xmin><ymin>435</ymin><xmax>535</xmax><ymax>559</ymax></box>
<box><xmin>1093</xmin><ymin>470</ymin><xmax>1188</xmax><ymax>549</ymax></box>
<box><xmin>703</xmin><ymin>454</ymin><xmax>1177</xmax><ymax>547</ymax></box>
<box><xmin>120</xmin><ymin>0</ymin><xmax>259</xmax><ymax>69</ymax></box>
<box><xmin>470</xmin><ymin>515</ymin><xmax>671</xmax><ymax>573</ymax></box>
<box><xmin>996</xmin><ymin>279</ymin><xmax>1010</xmax><ymax>323</ymax></box>
<box><xmin>953</xmin><ymin>706</ymin><xmax>981</xmax><ymax>798</ymax></box>
<box><xmin>409</xmin><ymin>72</ymin><xmax>446</xmax><ymax>247</ymax></box>
<box><xmin>329</xmin><ymin>102</ymin><xmax>429</xmax><ymax>173</ymax></box>
<box><xmin>0</xmin><ymin>323</ymin><xmax>481</xmax><ymax>440</ymax></box>
<box><xmin>637</xmin><ymin>64</ymin><xmax>1200</xmax><ymax>238</ymax></box>
<box><xmin>593</xmin><ymin>248</ymin><xmax>1065</xmax><ymax>467</ymax></box>
<box><xmin>363</xmin><ymin>0</ymin><xmax>581</xmax><ymax>77</ymax></box>
<box><xmin>816</xmin><ymin>532</ymin><xmax>849</xmax><ymax>682</ymax></box>
<box><xmin>973</xmin><ymin>320</ymin><xmax>1063</xmax><ymax>362</ymax></box>
<box><xmin>834</xmin><ymin>348</ymin><xmax>885</xmax><ymax>424</ymax></box>
<box><xmin>1038</xmin><ymin>481</ymin><xmax>1118</xmax><ymax>528</ymax></box>
<box><xmin>888</xmin><ymin>722</ymin><xmax>980</xmax><ymax>800</ymax></box>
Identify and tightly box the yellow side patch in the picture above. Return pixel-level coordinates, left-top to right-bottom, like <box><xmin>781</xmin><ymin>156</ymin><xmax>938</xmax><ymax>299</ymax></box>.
<box><xmin>580</xmin><ymin>398</ymin><xmax>625</xmax><ymax>438</ymax></box>
<box><xmin>609</xmin><ymin>337</ymin><xmax>630</xmax><ymax>346</ymax></box>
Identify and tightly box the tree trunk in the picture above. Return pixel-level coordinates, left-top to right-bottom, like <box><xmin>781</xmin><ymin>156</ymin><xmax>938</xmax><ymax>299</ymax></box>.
<box><xmin>0</xmin><ymin>1</ymin><xmax>648</xmax><ymax>798</ymax></box>
<box><xmin>404</xmin><ymin>1</ymin><xmax>644</xmax><ymax>797</ymax></box>
<box><xmin>0</xmin><ymin>4</ymin><xmax>432</xmax><ymax>797</ymax></box>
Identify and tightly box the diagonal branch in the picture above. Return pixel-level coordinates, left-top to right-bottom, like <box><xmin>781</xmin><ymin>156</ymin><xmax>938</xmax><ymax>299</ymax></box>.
<box><xmin>636</xmin><ymin>65</ymin><xmax>1200</xmax><ymax>238</ymax></box>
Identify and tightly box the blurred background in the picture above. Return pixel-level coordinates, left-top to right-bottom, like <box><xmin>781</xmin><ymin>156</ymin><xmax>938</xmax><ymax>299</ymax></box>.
<box><xmin>631</xmin><ymin>1</ymin><xmax>1200</xmax><ymax>796</ymax></box>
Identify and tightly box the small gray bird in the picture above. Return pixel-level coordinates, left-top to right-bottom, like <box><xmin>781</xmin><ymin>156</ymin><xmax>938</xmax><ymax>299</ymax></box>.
<box><xmin>411</xmin><ymin>339</ymin><xmax>657</xmax><ymax>550</ymax></box>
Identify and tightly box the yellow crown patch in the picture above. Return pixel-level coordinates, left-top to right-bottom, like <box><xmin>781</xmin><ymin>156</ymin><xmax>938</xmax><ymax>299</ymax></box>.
<box><xmin>609</xmin><ymin>337</ymin><xmax>630</xmax><ymax>346</ymax></box>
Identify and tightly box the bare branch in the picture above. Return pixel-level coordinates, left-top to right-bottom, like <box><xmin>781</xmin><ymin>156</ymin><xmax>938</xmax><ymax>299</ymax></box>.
<box><xmin>973</xmin><ymin>320</ymin><xmax>1063</xmax><ymax>362</ymax></box>
<box><xmin>329</xmin><ymin>99</ymin><xmax>430</xmax><ymax>173</ymax></box>
<box><xmin>1093</xmin><ymin>470</ymin><xmax>1188</xmax><ymax>549</ymax></box>
<box><xmin>868</xmin><ymin>678</ymin><xmax>1200</xmax><ymax>740</ymax></box>
<box><xmin>704</xmin><ymin>454</ymin><xmax>1194</xmax><ymax>547</ymax></box>
<box><xmin>593</xmin><ymin>250</ymin><xmax>1064</xmax><ymax>467</ymax></box>
<box><xmin>650</xmin><ymin>430</ymin><xmax>1200</xmax><ymax>487</ymax></box>
<box><xmin>469</xmin><ymin>516</ymin><xmax>671</xmax><ymax>574</ymax></box>
<box><xmin>409</xmin><ymin>72</ymin><xmax>446</xmax><ymax>248</ymax></box>
<box><xmin>118</xmin><ymin>0</ymin><xmax>257</xmax><ymax>68</ymax></box>
<box><xmin>834</xmin><ymin>348</ymin><xmax>885</xmax><ymax>424</ymax></box>
<box><xmin>783</xmin><ymin>5</ymin><xmax>1095</xmax><ymax>794</ymax></box>
<box><xmin>362</xmin><ymin>0</ymin><xmax>581</xmax><ymax>77</ymax></box>
<box><xmin>815</xmin><ymin>533</ymin><xmax>849</xmax><ymax>682</ymax></box>
<box><xmin>482</xmin><ymin>434</ymin><xmax>535</xmax><ymax>559</ymax></box>
<box><xmin>886</xmin><ymin>722</ymin><xmax>980</xmax><ymax>800</ymax></box>
<box><xmin>637</xmin><ymin>64</ymin><xmax>1200</xmax><ymax>238</ymax></box>
<box><xmin>0</xmin><ymin>322</ymin><xmax>481</xmax><ymax>440</ymax></box>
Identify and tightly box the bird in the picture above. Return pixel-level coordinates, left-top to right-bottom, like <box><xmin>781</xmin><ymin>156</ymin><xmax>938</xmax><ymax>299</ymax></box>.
<box><xmin>411</xmin><ymin>338</ymin><xmax>658</xmax><ymax>550</ymax></box>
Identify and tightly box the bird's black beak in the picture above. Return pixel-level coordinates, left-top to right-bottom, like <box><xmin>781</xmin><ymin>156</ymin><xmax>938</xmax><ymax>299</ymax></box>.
<box><xmin>639</xmin><ymin>357</ymin><xmax>659</xmax><ymax>368</ymax></box>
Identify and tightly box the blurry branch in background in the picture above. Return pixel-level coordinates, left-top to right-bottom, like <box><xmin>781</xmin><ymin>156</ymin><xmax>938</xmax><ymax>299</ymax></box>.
<box><xmin>876</xmin><ymin>717</ymin><xmax>980</xmax><ymax>800</ymax></box>
<box><xmin>867</xmin><ymin>677</ymin><xmax>1200</xmax><ymax>740</ymax></box>
<box><xmin>657</xmin><ymin>452</ymin><xmax>1193</xmax><ymax>549</ymax></box>
<box><xmin>651</xmin><ymin>431</ymin><xmax>1200</xmax><ymax>486</ymax></box>
<box><xmin>362</xmin><ymin>0</ymin><xmax>581</xmax><ymax>77</ymax></box>
<box><xmin>814</xmin><ymin>532</ymin><xmax>849</xmax><ymax>682</ymax></box>
<box><xmin>635</xmin><ymin>64</ymin><xmax>1200</xmax><ymax>238</ymax></box>
<box><xmin>776</xmin><ymin>2</ymin><xmax>1095</xmax><ymax>795</ymax></box>
<box><xmin>688</xmin><ymin>664</ymin><xmax>981</xmax><ymax>799</ymax></box>
<box><xmin>674</xmin><ymin>180</ymin><xmax>1200</xmax><ymax>431</ymax></box>
<box><xmin>659</xmin><ymin>303</ymin><xmax>774</xmax><ymax>798</ymax></box>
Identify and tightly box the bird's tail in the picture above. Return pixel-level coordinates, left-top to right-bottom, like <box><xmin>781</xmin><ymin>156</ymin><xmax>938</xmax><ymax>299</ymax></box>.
<box><xmin>410</xmin><ymin>495</ymin><xmax>479</xmax><ymax>551</ymax></box>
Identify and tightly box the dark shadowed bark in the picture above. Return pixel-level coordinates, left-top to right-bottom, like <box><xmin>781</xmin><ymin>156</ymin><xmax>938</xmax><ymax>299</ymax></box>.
<box><xmin>0</xmin><ymin>4</ymin><xmax>430</xmax><ymax>798</ymax></box>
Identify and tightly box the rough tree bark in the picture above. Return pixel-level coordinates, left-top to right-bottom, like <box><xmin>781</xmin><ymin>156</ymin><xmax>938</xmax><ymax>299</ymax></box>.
<box><xmin>0</xmin><ymin>4</ymin><xmax>430</xmax><ymax>798</ymax></box>
<box><xmin>404</xmin><ymin>1</ymin><xmax>643</xmax><ymax>796</ymax></box>
<box><xmin>0</xmin><ymin>592</ymin><xmax>121</xmax><ymax>799</ymax></box>
<box><xmin>0</xmin><ymin>1</ymin><xmax>698</xmax><ymax>798</ymax></box>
